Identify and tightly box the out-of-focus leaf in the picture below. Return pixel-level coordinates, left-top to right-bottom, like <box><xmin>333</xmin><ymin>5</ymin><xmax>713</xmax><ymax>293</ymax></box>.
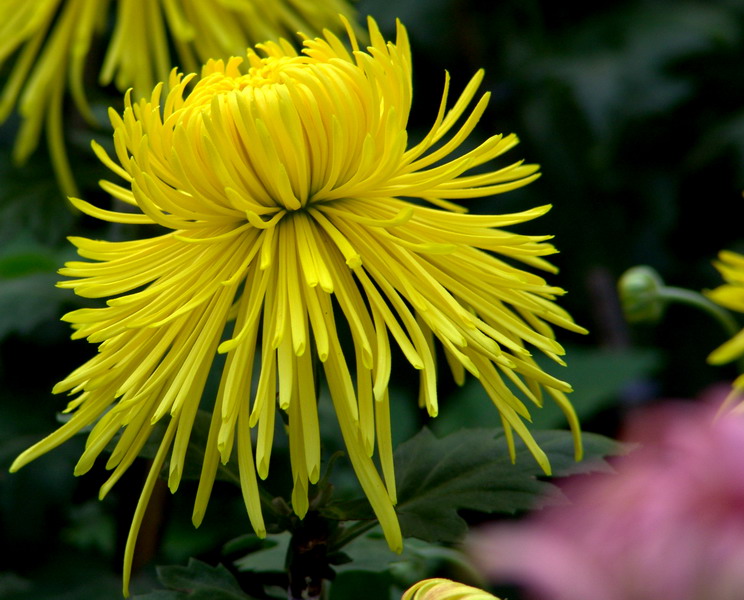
<box><xmin>328</xmin><ymin>570</ymin><xmax>394</xmax><ymax>600</ymax></box>
<box><xmin>0</xmin><ymin>273</ymin><xmax>69</xmax><ymax>339</ymax></box>
<box><xmin>392</xmin><ymin>427</ymin><xmax>621</xmax><ymax>544</ymax></box>
<box><xmin>529</xmin><ymin>347</ymin><xmax>660</xmax><ymax>429</ymax></box>
<box><xmin>0</xmin><ymin>237</ymin><xmax>81</xmax><ymax>342</ymax></box>
<box><xmin>61</xmin><ymin>500</ymin><xmax>116</xmax><ymax>555</ymax></box>
<box><xmin>131</xmin><ymin>592</ymin><xmax>183</xmax><ymax>600</ymax></box>
<box><xmin>222</xmin><ymin>534</ymin><xmax>268</xmax><ymax>557</ymax></box>
<box><xmin>0</xmin><ymin>548</ymin><xmax>123</xmax><ymax>600</ymax></box>
<box><xmin>537</xmin><ymin>3</ymin><xmax>739</xmax><ymax>136</ymax></box>
<box><xmin>434</xmin><ymin>347</ymin><xmax>659</xmax><ymax>435</ymax></box>
<box><xmin>0</xmin><ymin>150</ymin><xmax>76</xmax><ymax>246</ymax></box>
<box><xmin>357</xmin><ymin>0</ymin><xmax>453</xmax><ymax>53</ymax></box>
<box><xmin>0</xmin><ymin>250</ymin><xmax>58</xmax><ymax>278</ymax></box>
<box><xmin>690</xmin><ymin>110</ymin><xmax>744</xmax><ymax>174</ymax></box>
<box><xmin>0</xmin><ymin>573</ymin><xmax>31</xmax><ymax>596</ymax></box>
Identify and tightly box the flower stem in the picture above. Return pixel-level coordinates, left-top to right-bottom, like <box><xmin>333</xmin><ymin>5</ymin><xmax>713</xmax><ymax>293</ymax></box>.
<box><xmin>660</xmin><ymin>286</ymin><xmax>744</xmax><ymax>375</ymax></box>
<box><xmin>330</xmin><ymin>519</ymin><xmax>378</xmax><ymax>551</ymax></box>
<box><xmin>659</xmin><ymin>286</ymin><xmax>740</xmax><ymax>338</ymax></box>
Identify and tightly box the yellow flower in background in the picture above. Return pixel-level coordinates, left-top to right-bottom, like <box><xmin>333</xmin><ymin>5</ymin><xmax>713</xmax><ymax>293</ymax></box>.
<box><xmin>402</xmin><ymin>578</ymin><xmax>502</xmax><ymax>600</ymax></box>
<box><xmin>707</xmin><ymin>250</ymin><xmax>744</xmax><ymax>365</ymax></box>
<box><xmin>707</xmin><ymin>250</ymin><xmax>744</xmax><ymax>393</ymax></box>
<box><xmin>10</xmin><ymin>16</ymin><xmax>585</xmax><ymax>593</ymax></box>
<box><xmin>0</xmin><ymin>0</ymin><xmax>356</xmax><ymax>196</ymax></box>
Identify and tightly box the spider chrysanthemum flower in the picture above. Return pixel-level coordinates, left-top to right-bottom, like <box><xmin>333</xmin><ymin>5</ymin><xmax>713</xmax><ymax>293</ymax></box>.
<box><xmin>0</xmin><ymin>0</ymin><xmax>356</xmax><ymax>196</ymax></box>
<box><xmin>707</xmin><ymin>250</ymin><xmax>744</xmax><ymax>367</ymax></box>
<box><xmin>11</xmin><ymin>16</ymin><xmax>586</xmax><ymax>592</ymax></box>
<box><xmin>402</xmin><ymin>578</ymin><xmax>502</xmax><ymax>600</ymax></box>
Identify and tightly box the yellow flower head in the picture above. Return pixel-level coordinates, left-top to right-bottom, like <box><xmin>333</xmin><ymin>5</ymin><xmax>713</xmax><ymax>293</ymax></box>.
<box><xmin>0</xmin><ymin>0</ymin><xmax>356</xmax><ymax>195</ymax></box>
<box><xmin>11</xmin><ymin>16</ymin><xmax>585</xmax><ymax>593</ymax></box>
<box><xmin>707</xmin><ymin>250</ymin><xmax>744</xmax><ymax>378</ymax></box>
<box><xmin>402</xmin><ymin>578</ymin><xmax>502</xmax><ymax>600</ymax></box>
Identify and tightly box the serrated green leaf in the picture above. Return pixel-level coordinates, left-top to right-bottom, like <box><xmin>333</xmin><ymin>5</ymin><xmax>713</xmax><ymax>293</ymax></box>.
<box><xmin>152</xmin><ymin>559</ymin><xmax>250</xmax><ymax>600</ymax></box>
<box><xmin>393</xmin><ymin>427</ymin><xmax>621</xmax><ymax>543</ymax></box>
<box><xmin>333</xmin><ymin>533</ymin><xmax>400</xmax><ymax>574</ymax></box>
<box><xmin>335</xmin><ymin>532</ymin><xmax>479</xmax><ymax>582</ymax></box>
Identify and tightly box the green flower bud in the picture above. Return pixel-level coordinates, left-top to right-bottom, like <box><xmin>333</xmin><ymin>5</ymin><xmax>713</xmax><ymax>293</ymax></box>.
<box><xmin>618</xmin><ymin>266</ymin><xmax>666</xmax><ymax>323</ymax></box>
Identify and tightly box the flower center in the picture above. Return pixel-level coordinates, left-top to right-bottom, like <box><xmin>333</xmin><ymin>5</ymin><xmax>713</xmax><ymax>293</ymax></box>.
<box><xmin>240</xmin><ymin>56</ymin><xmax>294</xmax><ymax>88</ymax></box>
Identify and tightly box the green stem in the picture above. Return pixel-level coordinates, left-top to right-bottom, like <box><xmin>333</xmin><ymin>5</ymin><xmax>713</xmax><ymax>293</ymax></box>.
<box><xmin>660</xmin><ymin>286</ymin><xmax>740</xmax><ymax>338</ymax></box>
<box><xmin>661</xmin><ymin>286</ymin><xmax>744</xmax><ymax>375</ymax></box>
<box><xmin>330</xmin><ymin>519</ymin><xmax>378</xmax><ymax>552</ymax></box>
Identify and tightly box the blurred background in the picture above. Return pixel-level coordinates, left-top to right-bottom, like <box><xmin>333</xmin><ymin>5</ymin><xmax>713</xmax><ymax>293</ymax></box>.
<box><xmin>2</xmin><ymin>0</ymin><xmax>744</xmax><ymax>597</ymax></box>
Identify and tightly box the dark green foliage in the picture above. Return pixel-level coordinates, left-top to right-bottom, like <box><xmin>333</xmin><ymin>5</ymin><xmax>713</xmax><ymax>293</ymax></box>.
<box><xmin>393</xmin><ymin>428</ymin><xmax>621</xmax><ymax>543</ymax></box>
<box><xmin>134</xmin><ymin>560</ymin><xmax>253</xmax><ymax>600</ymax></box>
<box><xmin>3</xmin><ymin>1</ymin><xmax>744</xmax><ymax>597</ymax></box>
<box><xmin>434</xmin><ymin>346</ymin><xmax>660</xmax><ymax>436</ymax></box>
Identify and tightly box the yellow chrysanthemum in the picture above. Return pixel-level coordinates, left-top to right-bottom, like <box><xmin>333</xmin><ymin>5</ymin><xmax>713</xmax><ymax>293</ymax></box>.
<box><xmin>707</xmin><ymin>250</ymin><xmax>744</xmax><ymax>391</ymax></box>
<box><xmin>402</xmin><ymin>578</ymin><xmax>502</xmax><ymax>600</ymax></box>
<box><xmin>707</xmin><ymin>250</ymin><xmax>744</xmax><ymax>365</ymax></box>
<box><xmin>0</xmin><ymin>0</ymin><xmax>356</xmax><ymax>196</ymax></box>
<box><xmin>11</xmin><ymin>16</ymin><xmax>585</xmax><ymax>593</ymax></box>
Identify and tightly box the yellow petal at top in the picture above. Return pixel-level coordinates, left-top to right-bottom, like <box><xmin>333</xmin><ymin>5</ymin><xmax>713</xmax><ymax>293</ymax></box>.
<box><xmin>11</xmin><ymin>15</ymin><xmax>586</xmax><ymax>594</ymax></box>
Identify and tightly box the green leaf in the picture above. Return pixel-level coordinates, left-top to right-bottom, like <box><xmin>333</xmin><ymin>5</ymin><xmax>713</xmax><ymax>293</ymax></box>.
<box><xmin>328</xmin><ymin>570</ymin><xmax>394</xmax><ymax>600</ymax></box>
<box><xmin>529</xmin><ymin>348</ymin><xmax>660</xmax><ymax>429</ymax></box>
<box><xmin>393</xmin><ymin>427</ymin><xmax>621</xmax><ymax>543</ymax></box>
<box><xmin>0</xmin><ymin>573</ymin><xmax>31</xmax><ymax>596</ymax></box>
<box><xmin>0</xmin><ymin>272</ymin><xmax>69</xmax><ymax>339</ymax></box>
<box><xmin>61</xmin><ymin>500</ymin><xmax>116</xmax><ymax>555</ymax></box>
<box><xmin>0</xmin><ymin>238</ymin><xmax>81</xmax><ymax>340</ymax></box>
<box><xmin>223</xmin><ymin>534</ymin><xmax>270</xmax><ymax>557</ymax></box>
<box><xmin>536</xmin><ymin>3</ymin><xmax>739</xmax><ymax>136</ymax></box>
<box><xmin>133</xmin><ymin>592</ymin><xmax>185</xmax><ymax>600</ymax></box>
<box><xmin>333</xmin><ymin>532</ymin><xmax>400</xmax><ymax>574</ymax></box>
<box><xmin>434</xmin><ymin>346</ymin><xmax>659</xmax><ymax>435</ymax></box>
<box><xmin>336</xmin><ymin>532</ymin><xmax>480</xmax><ymax>581</ymax></box>
<box><xmin>233</xmin><ymin>533</ymin><xmax>289</xmax><ymax>573</ymax></box>
<box><xmin>325</xmin><ymin>533</ymin><xmax>488</xmax><ymax>600</ymax></box>
<box><xmin>0</xmin><ymin>149</ymin><xmax>77</xmax><ymax>246</ymax></box>
<box><xmin>0</xmin><ymin>251</ymin><xmax>58</xmax><ymax>278</ymax></box>
<box><xmin>135</xmin><ymin>559</ymin><xmax>252</xmax><ymax>600</ymax></box>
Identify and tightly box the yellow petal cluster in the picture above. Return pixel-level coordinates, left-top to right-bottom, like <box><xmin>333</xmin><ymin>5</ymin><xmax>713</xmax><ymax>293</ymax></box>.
<box><xmin>0</xmin><ymin>0</ymin><xmax>356</xmax><ymax>195</ymax></box>
<box><xmin>707</xmin><ymin>250</ymin><xmax>744</xmax><ymax>377</ymax></box>
<box><xmin>11</xmin><ymin>16</ymin><xmax>585</xmax><ymax>593</ymax></box>
<box><xmin>402</xmin><ymin>578</ymin><xmax>502</xmax><ymax>600</ymax></box>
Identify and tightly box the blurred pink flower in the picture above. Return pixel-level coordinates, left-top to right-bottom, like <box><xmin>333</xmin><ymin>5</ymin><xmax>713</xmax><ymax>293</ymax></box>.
<box><xmin>469</xmin><ymin>397</ymin><xmax>744</xmax><ymax>600</ymax></box>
